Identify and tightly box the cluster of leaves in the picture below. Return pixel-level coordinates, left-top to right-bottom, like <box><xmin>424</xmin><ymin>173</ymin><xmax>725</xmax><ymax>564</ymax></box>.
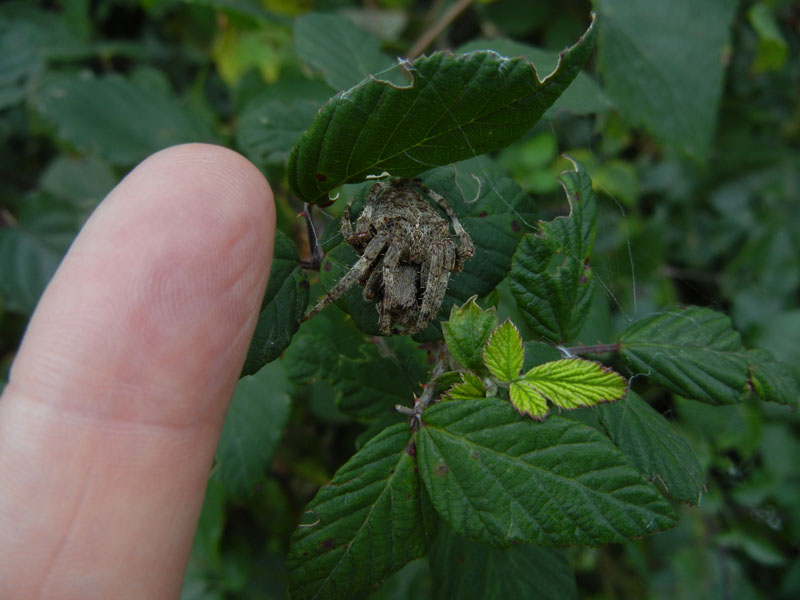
<box><xmin>2</xmin><ymin>1</ymin><xmax>800</xmax><ymax>599</ymax></box>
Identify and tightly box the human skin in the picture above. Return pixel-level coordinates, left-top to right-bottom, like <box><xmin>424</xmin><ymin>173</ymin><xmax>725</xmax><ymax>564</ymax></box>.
<box><xmin>0</xmin><ymin>144</ymin><xmax>275</xmax><ymax>598</ymax></box>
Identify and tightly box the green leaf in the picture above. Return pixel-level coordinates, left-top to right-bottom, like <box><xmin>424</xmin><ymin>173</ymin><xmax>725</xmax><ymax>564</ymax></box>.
<box><xmin>429</xmin><ymin>522</ymin><xmax>576</xmax><ymax>600</ymax></box>
<box><xmin>619</xmin><ymin>307</ymin><xmax>750</xmax><ymax>405</ymax></box>
<box><xmin>483</xmin><ymin>319</ymin><xmax>524</xmax><ymax>383</ymax></box>
<box><xmin>332</xmin><ymin>336</ymin><xmax>428</xmax><ymax>420</ymax></box>
<box><xmin>294</xmin><ymin>13</ymin><xmax>396</xmax><ymax>92</ymax></box>
<box><xmin>457</xmin><ymin>37</ymin><xmax>612</xmax><ymax>117</ymax></box>
<box><xmin>417</xmin><ymin>399</ymin><xmax>676</xmax><ymax>548</ymax></box>
<box><xmin>596</xmin><ymin>391</ymin><xmax>705</xmax><ymax>504</ymax></box>
<box><xmin>288</xmin><ymin>16</ymin><xmax>597</xmax><ymax>203</ymax></box>
<box><xmin>510</xmin><ymin>358</ymin><xmax>627</xmax><ymax>419</ymax></box>
<box><xmin>0</xmin><ymin>20</ymin><xmax>42</xmax><ymax>110</ymax></box>
<box><xmin>214</xmin><ymin>361</ymin><xmax>291</xmax><ymax>500</ymax></box>
<box><xmin>508</xmin><ymin>161</ymin><xmax>597</xmax><ymax>343</ymax></box>
<box><xmin>287</xmin><ymin>424</ymin><xmax>437</xmax><ymax>600</ymax></box>
<box><xmin>448</xmin><ymin>372</ymin><xmax>487</xmax><ymax>400</ymax></box>
<box><xmin>317</xmin><ymin>159</ymin><xmax>536</xmax><ymax>338</ymax></box>
<box><xmin>0</xmin><ymin>194</ymin><xmax>83</xmax><ymax>315</ymax></box>
<box><xmin>748</xmin><ymin>3</ymin><xmax>788</xmax><ymax>73</ymax></box>
<box><xmin>241</xmin><ymin>230</ymin><xmax>309</xmax><ymax>376</ymax></box>
<box><xmin>746</xmin><ymin>349</ymin><xmax>799</xmax><ymax>408</ymax></box>
<box><xmin>32</xmin><ymin>72</ymin><xmax>216</xmax><ymax>165</ymax></box>
<box><xmin>595</xmin><ymin>0</ymin><xmax>737</xmax><ymax>158</ymax></box>
<box><xmin>442</xmin><ymin>296</ymin><xmax>499</xmax><ymax>372</ymax></box>
<box><xmin>236</xmin><ymin>98</ymin><xmax>320</xmax><ymax>166</ymax></box>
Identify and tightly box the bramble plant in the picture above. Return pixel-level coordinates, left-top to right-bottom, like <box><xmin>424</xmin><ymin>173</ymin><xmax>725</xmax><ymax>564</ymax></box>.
<box><xmin>2</xmin><ymin>2</ymin><xmax>800</xmax><ymax>599</ymax></box>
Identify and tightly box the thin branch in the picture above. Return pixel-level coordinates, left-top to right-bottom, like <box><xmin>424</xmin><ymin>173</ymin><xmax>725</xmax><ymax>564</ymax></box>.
<box><xmin>395</xmin><ymin>345</ymin><xmax>449</xmax><ymax>431</ymax></box>
<box><xmin>406</xmin><ymin>0</ymin><xmax>474</xmax><ymax>60</ymax></box>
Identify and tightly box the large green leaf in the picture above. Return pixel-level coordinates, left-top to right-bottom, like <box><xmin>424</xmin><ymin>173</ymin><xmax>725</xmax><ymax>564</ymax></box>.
<box><xmin>619</xmin><ymin>307</ymin><xmax>750</xmax><ymax>405</ymax></box>
<box><xmin>595</xmin><ymin>0</ymin><xmax>737</xmax><ymax>158</ymax></box>
<box><xmin>316</xmin><ymin>159</ymin><xmax>536</xmax><ymax>338</ymax></box>
<box><xmin>213</xmin><ymin>361</ymin><xmax>291</xmax><ymax>501</ymax></box>
<box><xmin>596</xmin><ymin>391</ymin><xmax>704</xmax><ymax>504</ymax></box>
<box><xmin>32</xmin><ymin>72</ymin><xmax>216</xmax><ymax>166</ymax></box>
<box><xmin>294</xmin><ymin>13</ymin><xmax>396</xmax><ymax>92</ymax></box>
<box><xmin>287</xmin><ymin>424</ymin><xmax>437</xmax><ymax>600</ymax></box>
<box><xmin>457</xmin><ymin>38</ymin><xmax>612</xmax><ymax>117</ymax></box>
<box><xmin>429</xmin><ymin>523</ymin><xmax>576</xmax><ymax>600</ymax></box>
<box><xmin>288</xmin><ymin>16</ymin><xmax>597</xmax><ymax>203</ymax></box>
<box><xmin>417</xmin><ymin>399</ymin><xmax>676</xmax><ymax>548</ymax></box>
<box><xmin>241</xmin><ymin>230</ymin><xmax>309</xmax><ymax>376</ymax></box>
<box><xmin>508</xmin><ymin>161</ymin><xmax>597</xmax><ymax>343</ymax></box>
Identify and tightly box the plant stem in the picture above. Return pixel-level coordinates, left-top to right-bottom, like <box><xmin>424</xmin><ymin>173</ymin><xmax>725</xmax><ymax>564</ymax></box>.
<box><xmin>395</xmin><ymin>344</ymin><xmax>449</xmax><ymax>430</ymax></box>
<box><xmin>406</xmin><ymin>0</ymin><xmax>473</xmax><ymax>60</ymax></box>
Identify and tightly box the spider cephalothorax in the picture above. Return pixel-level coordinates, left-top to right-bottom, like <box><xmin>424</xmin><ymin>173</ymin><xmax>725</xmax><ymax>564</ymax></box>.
<box><xmin>301</xmin><ymin>179</ymin><xmax>475</xmax><ymax>335</ymax></box>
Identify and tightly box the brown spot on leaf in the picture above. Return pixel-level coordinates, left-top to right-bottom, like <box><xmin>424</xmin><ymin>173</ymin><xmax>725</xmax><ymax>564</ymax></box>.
<box><xmin>511</xmin><ymin>220</ymin><xmax>521</xmax><ymax>233</ymax></box>
<box><xmin>299</xmin><ymin>279</ymin><xmax>310</xmax><ymax>289</ymax></box>
<box><xmin>315</xmin><ymin>173</ymin><xmax>327</xmax><ymax>182</ymax></box>
<box><xmin>320</xmin><ymin>538</ymin><xmax>336</xmax><ymax>550</ymax></box>
<box><xmin>479</xmin><ymin>211</ymin><xmax>487</xmax><ymax>218</ymax></box>
<box><xmin>406</xmin><ymin>441</ymin><xmax>417</xmax><ymax>457</ymax></box>
<box><xmin>436</xmin><ymin>462</ymin><xmax>449</xmax><ymax>477</ymax></box>
<box><xmin>323</xmin><ymin>261</ymin><xmax>332</xmax><ymax>272</ymax></box>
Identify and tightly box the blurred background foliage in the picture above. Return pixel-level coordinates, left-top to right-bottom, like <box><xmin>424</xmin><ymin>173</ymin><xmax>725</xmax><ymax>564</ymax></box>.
<box><xmin>1</xmin><ymin>0</ymin><xmax>799</xmax><ymax>598</ymax></box>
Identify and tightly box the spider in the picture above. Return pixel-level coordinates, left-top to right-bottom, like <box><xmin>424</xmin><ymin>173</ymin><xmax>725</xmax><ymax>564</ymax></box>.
<box><xmin>300</xmin><ymin>179</ymin><xmax>474</xmax><ymax>335</ymax></box>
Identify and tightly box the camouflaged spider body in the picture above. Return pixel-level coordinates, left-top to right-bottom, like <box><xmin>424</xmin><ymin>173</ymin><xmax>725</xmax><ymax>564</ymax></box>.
<box><xmin>302</xmin><ymin>179</ymin><xmax>475</xmax><ymax>335</ymax></box>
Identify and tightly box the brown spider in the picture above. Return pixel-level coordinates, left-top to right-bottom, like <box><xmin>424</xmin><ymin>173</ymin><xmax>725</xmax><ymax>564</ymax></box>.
<box><xmin>300</xmin><ymin>179</ymin><xmax>474</xmax><ymax>335</ymax></box>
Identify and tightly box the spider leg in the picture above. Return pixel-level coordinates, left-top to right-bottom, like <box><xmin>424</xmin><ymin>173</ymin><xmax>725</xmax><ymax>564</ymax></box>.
<box><xmin>339</xmin><ymin>205</ymin><xmax>354</xmax><ymax>240</ymax></box>
<box><xmin>411</xmin><ymin>241</ymin><xmax>452</xmax><ymax>334</ymax></box>
<box><xmin>424</xmin><ymin>187</ymin><xmax>475</xmax><ymax>271</ymax></box>
<box><xmin>378</xmin><ymin>238</ymin><xmax>410</xmax><ymax>334</ymax></box>
<box><xmin>299</xmin><ymin>230</ymin><xmax>392</xmax><ymax>324</ymax></box>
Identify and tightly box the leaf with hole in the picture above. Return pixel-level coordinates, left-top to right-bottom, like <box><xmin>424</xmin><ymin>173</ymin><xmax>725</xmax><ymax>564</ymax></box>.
<box><xmin>288</xmin><ymin>16</ymin><xmax>597</xmax><ymax>203</ymax></box>
<box><xmin>508</xmin><ymin>161</ymin><xmax>597</xmax><ymax>343</ymax></box>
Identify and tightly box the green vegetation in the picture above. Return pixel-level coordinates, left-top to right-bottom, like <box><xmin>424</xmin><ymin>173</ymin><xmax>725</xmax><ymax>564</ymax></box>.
<box><xmin>1</xmin><ymin>1</ymin><xmax>799</xmax><ymax>598</ymax></box>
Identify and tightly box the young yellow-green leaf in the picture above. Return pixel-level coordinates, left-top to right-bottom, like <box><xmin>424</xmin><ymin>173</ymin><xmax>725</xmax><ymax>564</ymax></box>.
<box><xmin>442</xmin><ymin>296</ymin><xmax>499</xmax><ymax>372</ymax></box>
<box><xmin>509</xmin><ymin>358</ymin><xmax>627</xmax><ymax>417</ymax></box>
<box><xmin>449</xmin><ymin>372</ymin><xmax>487</xmax><ymax>400</ymax></box>
<box><xmin>509</xmin><ymin>380</ymin><xmax>549</xmax><ymax>419</ymax></box>
<box><xmin>483</xmin><ymin>320</ymin><xmax>524</xmax><ymax>383</ymax></box>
